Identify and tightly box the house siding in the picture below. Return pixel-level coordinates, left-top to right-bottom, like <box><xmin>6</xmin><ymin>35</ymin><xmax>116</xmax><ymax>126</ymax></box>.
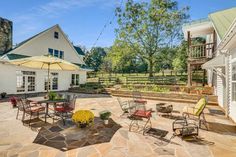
<box><xmin>9</xmin><ymin>25</ymin><xmax>84</xmax><ymax>65</ymax></box>
<box><xmin>0</xmin><ymin>63</ymin><xmax>86</xmax><ymax>94</ymax></box>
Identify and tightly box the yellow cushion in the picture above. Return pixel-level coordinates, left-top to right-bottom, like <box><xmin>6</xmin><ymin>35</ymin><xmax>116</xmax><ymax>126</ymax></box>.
<box><xmin>194</xmin><ymin>98</ymin><xmax>206</xmax><ymax>115</ymax></box>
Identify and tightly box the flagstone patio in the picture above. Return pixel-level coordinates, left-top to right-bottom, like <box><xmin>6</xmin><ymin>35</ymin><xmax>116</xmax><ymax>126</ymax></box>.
<box><xmin>0</xmin><ymin>93</ymin><xmax>236</xmax><ymax>157</ymax></box>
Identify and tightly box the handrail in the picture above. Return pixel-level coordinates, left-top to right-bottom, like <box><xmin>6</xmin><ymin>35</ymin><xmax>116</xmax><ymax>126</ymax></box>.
<box><xmin>189</xmin><ymin>43</ymin><xmax>215</xmax><ymax>59</ymax></box>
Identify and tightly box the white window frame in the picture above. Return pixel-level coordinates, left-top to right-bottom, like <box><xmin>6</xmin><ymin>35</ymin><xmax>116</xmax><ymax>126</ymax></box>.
<box><xmin>232</xmin><ymin>63</ymin><xmax>236</xmax><ymax>102</ymax></box>
<box><xmin>16</xmin><ymin>71</ymin><xmax>36</xmax><ymax>93</ymax></box>
<box><xmin>44</xmin><ymin>73</ymin><xmax>59</xmax><ymax>91</ymax></box>
<box><xmin>71</xmin><ymin>74</ymin><xmax>80</xmax><ymax>86</ymax></box>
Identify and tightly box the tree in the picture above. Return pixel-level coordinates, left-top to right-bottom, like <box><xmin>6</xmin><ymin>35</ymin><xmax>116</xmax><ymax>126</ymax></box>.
<box><xmin>85</xmin><ymin>47</ymin><xmax>107</xmax><ymax>71</ymax></box>
<box><xmin>116</xmin><ymin>0</ymin><xmax>189</xmax><ymax>77</ymax></box>
<box><xmin>105</xmin><ymin>39</ymin><xmax>147</xmax><ymax>73</ymax></box>
<box><xmin>172</xmin><ymin>41</ymin><xmax>187</xmax><ymax>72</ymax></box>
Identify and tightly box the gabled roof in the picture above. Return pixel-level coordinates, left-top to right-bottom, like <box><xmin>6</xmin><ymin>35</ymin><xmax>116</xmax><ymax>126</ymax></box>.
<box><xmin>209</xmin><ymin>7</ymin><xmax>236</xmax><ymax>39</ymax></box>
<box><xmin>2</xmin><ymin>24</ymin><xmax>85</xmax><ymax>64</ymax></box>
<box><xmin>73</xmin><ymin>46</ymin><xmax>85</xmax><ymax>56</ymax></box>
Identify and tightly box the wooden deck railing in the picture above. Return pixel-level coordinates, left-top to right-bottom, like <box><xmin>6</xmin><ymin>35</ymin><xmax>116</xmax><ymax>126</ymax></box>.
<box><xmin>189</xmin><ymin>43</ymin><xmax>215</xmax><ymax>59</ymax></box>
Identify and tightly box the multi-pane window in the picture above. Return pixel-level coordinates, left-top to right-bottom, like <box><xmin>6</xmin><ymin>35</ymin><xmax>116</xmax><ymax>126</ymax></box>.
<box><xmin>16</xmin><ymin>71</ymin><xmax>36</xmax><ymax>92</ymax></box>
<box><xmin>71</xmin><ymin>74</ymin><xmax>79</xmax><ymax>86</ymax></box>
<box><xmin>54</xmin><ymin>31</ymin><xmax>59</xmax><ymax>39</ymax></box>
<box><xmin>16</xmin><ymin>75</ymin><xmax>25</xmax><ymax>92</ymax></box>
<box><xmin>45</xmin><ymin>73</ymin><xmax>58</xmax><ymax>91</ymax></box>
<box><xmin>232</xmin><ymin>64</ymin><xmax>236</xmax><ymax>101</ymax></box>
<box><xmin>48</xmin><ymin>48</ymin><xmax>64</xmax><ymax>59</ymax></box>
<box><xmin>52</xmin><ymin>73</ymin><xmax>58</xmax><ymax>90</ymax></box>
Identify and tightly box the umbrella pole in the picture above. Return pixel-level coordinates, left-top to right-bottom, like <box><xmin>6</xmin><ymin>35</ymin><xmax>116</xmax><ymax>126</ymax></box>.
<box><xmin>47</xmin><ymin>63</ymin><xmax>50</xmax><ymax>94</ymax></box>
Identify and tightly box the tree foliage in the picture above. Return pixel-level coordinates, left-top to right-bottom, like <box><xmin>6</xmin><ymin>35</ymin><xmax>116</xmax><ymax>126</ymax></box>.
<box><xmin>115</xmin><ymin>0</ymin><xmax>189</xmax><ymax>76</ymax></box>
<box><xmin>85</xmin><ymin>47</ymin><xmax>107</xmax><ymax>71</ymax></box>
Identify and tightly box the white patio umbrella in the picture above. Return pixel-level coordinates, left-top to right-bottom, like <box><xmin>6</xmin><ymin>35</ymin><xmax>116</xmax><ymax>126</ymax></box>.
<box><xmin>9</xmin><ymin>55</ymin><xmax>80</xmax><ymax>93</ymax></box>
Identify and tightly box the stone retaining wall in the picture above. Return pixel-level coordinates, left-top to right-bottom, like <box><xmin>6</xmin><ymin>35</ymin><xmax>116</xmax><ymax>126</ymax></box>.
<box><xmin>111</xmin><ymin>90</ymin><xmax>218</xmax><ymax>105</ymax></box>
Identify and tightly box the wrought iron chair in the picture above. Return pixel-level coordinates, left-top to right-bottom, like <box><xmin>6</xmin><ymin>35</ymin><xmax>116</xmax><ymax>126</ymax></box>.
<box><xmin>182</xmin><ymin>96</ymin><xmax>208</xmax><ymax>130</ymax></box>
<box><xmin>132</xmin><ymin>91</ymin><xmax>147</xmax><ymax>105</ymax></box>
<box><xmin>22</xmin><ymin>99</ymin><xmax>45</xmax><ymax>126</ymax></box>
<box><xmin>117</xmin><ymin>97</ymin><xmax>136</xmax><ymax>117</ymax></box>
<box><xmin>53</xmin><ymin>96</ymin><xmax>77</xmax><ymax>125</ymax></box>
<box><xmin>129</xmin><ymin>103</ymin><xmax>152</xmax><ymax>135</ymax></box>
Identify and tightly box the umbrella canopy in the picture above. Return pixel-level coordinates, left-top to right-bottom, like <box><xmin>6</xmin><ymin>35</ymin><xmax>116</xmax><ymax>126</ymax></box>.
<box><xmin>9</xmin><ymin>55</ymin><xmax>80</xmax><ymax>92</ymax></box>
<box><xmin>9</xmin><ymin>55</ymin><xmax>79</xmax><ymax>71</ymax></box>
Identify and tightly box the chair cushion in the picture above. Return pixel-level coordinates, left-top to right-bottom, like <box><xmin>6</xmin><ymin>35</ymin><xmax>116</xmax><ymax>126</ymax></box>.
<box><xmin>55</xmin><ymin>106</ymin><xmax>73</xmax><ymax>112</ymax></box>
<box><xmin>26</xmin><ymin>106</ymin><xmax>45</xmax><ymax>112</ymax></box>
<box><xmin>133</xmin><ymin>110</ymin><xmax>152</xmax><ymax>118</ymax></box>
<box><xmin>194</xmin><ymin>98</ymin><xmax>206</xmax><ymax>115</ymax></box>
<box><xmin>134</xmin><ymin>99</ymin><xmax>147</xmax><ymax>104</ymax></box>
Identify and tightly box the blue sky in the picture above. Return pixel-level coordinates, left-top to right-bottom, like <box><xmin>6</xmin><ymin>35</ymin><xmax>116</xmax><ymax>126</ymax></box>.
<box><xmin>0</xmin><ymin>0</ymin><xmax>236</xmax><ymax>49</ymax></box>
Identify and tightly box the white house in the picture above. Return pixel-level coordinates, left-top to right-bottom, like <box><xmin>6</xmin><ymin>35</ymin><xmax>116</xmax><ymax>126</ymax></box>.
<box><xmin>0</xmin><ymin>24</ymin><xmax>91</xmax><ymax>95</ymax></box>
<box><xmin>182</xmin><ymin>7</ymin><xmax>236</xmax><ymax>122</ymax></box>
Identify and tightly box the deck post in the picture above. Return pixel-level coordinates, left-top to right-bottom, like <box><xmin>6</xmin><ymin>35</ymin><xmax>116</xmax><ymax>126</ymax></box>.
<box><xmin>203</xmin><ymin>69</ymin><xmax>206</xmax><ymax>86</ymax></box>
<box><xmin>187</xmin><ymin>63</ymin><xmax>192</xmax><ymax>87</ymax></box>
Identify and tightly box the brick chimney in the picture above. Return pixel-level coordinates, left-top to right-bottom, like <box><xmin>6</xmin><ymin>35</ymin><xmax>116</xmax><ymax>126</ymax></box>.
<box><xmin>0</xmin><ymin>17</ymin><xmax>13</xmax><ymax>54</ymax></box>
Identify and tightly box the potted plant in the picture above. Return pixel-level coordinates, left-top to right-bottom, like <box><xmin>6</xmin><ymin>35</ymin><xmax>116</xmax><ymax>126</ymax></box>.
<box><xmin>1</xmin><ymin>92</ymin><xmax>7</xmax><ymax>99</ymax></box>
<box><xmin>99</xmin><ymin>110</ymin><xmax>111</xmax><ymax>125</ymax></box>
<box><xmin>48</xmin><ymin>91</ymin><xmax>57</xmax><ymax>100</ymax></box>
<box><xmin>9</xmin><ymin>97</ymin><xmax>17</xmax><ymax>108</ymax></box>
<box><xmin>72</xmin><ymin>110</ymin><xmax>94</xmax><ymax>128</ymax></box>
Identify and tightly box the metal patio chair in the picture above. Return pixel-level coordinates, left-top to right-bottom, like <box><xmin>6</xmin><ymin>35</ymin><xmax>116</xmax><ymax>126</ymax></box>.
<box><xmin>182</xmin><ymin>96</ymin><xmax>208</xmax><ymax>130</ymax></box>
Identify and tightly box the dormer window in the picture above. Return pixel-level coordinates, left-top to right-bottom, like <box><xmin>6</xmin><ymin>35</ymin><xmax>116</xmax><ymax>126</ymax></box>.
<box><xmin>54</xmin><ymin>32</ymin><xmax>59</xmax><ymax>39</ymax></box>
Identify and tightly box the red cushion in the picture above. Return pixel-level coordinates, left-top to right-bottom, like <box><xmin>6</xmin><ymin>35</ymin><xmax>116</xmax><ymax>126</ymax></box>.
<box><xmin>54</xmin><ymin>106</ymin><xmax>73</xmax><ymax>112</ymax></box>
<box><xmin>133</xmin><ymin>110</ymin><xmax>152</xmax><ymax>118</ymax></box>
<box><xmin>134</xmin><ymin>99</ymin><xmax>147</xmax><ymax>104</ymax></box>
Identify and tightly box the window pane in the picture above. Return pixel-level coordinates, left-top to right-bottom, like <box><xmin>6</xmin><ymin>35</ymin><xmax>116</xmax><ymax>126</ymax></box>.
<box><xmin>59</xmin><ymin>51</ymin><xmax>64</xmax><ymax>59</ymax></box>
<box><xmin>54</xmin><ymin>32</ymin><xmax>59</xmax><ymax>39</ymax></box>
<box><xmin>52</xmin><ymin>77</ymin><xmax>58</xmax><ymax>90</ymax></box>
<box><xmin>232</xmin><ymin>65</ymin><xmax>236</xmax><ymax>81</ymax></box>
<box><xmin>44</xmin><ymin>76</ymin><xmax>50</xmax><ymax>91</ymax></box>
<box><xmin>233</xmin><ymin>83</ymin><xmax>236</xmax><ymax>101</ymax></box>
<box><xmin>76</xmin><ymin>74</ymin><xmax>80</xmax><ymax>85</ymax></box>
<box><xmin>28</xmin><ymin>76</ymin><xmax>35</xmax><ymax>91</ymax></box>
<box><xmin>17</xmin><ymin>76</ymin><xmax>25</xmax><ymax>92</ymax></box>
<box><xmin>54</xmin><ymin>50</ymin><xmax>59</xmax><ymax>57</ymax></box>
<box><xmin>48</xmin><ymin>48</ymin><xmax>53</xmax><ymax>56</ymax></box>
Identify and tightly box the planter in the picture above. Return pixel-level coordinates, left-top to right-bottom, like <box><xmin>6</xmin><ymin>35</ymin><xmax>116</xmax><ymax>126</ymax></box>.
<box><xmin>77</xmin><ymin>123</ymin><xmax>88</xmax><ymax>128</ymax></box>
<box><xmin>104</xmin><ymin>119</ymin><xmax>109</xmax><ymax>125</ymax></box>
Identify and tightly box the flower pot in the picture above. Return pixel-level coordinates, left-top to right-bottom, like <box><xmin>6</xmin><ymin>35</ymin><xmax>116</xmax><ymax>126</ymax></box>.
<box><xmin>104</xmin><ymin>119</ymin><xmax>109</xmax><ymax>125</ymax></box>
<box><xmin>77</xmin><ymin>123</ymin><xmax>87</xmax><ymax>128</ymax></box>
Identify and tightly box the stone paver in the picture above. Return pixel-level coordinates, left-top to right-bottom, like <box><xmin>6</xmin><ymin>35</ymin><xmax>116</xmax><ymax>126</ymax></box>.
<box><xmin>0</xmin><ymin>93</ymin><xmax>236</xmax><ymax>157</ymax></box>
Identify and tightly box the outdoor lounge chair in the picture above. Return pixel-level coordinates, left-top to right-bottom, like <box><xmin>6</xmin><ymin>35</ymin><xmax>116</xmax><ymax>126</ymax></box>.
<box><xmin>182</xmin><ymin>97</ymin><xmax>208</xmax><ymax>129</ymax></box>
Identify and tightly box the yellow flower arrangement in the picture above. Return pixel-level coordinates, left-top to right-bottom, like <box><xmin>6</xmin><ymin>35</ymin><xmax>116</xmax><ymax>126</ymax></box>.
<box><xmin>72</xmin><ymin>110</ymin><xmax>94</xmax><ymax>127</ymax></box>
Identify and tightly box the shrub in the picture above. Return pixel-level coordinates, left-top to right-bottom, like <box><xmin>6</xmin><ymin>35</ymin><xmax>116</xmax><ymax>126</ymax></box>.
<box><xmin>1</xmin><ymin>92</ymin><xmax>7</xmax><ymax>98</ymax></box>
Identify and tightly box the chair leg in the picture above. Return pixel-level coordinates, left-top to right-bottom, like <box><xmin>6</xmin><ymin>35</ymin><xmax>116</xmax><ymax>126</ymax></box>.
<box><xmin>29</xmin><ymin>113</ymin><xmax>32</xmax><ymax>127</ymax></box>
<box><xmin>16</xmin><ymin>108</ymin><xmax>19</xmax><ymax>119</ymax></box>
<box><xmin>143</xmin><ymin>117</ymin><xmax>151</xmax><ymax>135</ymax></box>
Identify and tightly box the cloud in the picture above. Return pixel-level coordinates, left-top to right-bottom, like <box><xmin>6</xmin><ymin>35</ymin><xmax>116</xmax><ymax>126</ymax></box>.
<box><xmin>11</xmin><ymin>0</ymin><xmax>120</xmax><ymax>44</ymax></box>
